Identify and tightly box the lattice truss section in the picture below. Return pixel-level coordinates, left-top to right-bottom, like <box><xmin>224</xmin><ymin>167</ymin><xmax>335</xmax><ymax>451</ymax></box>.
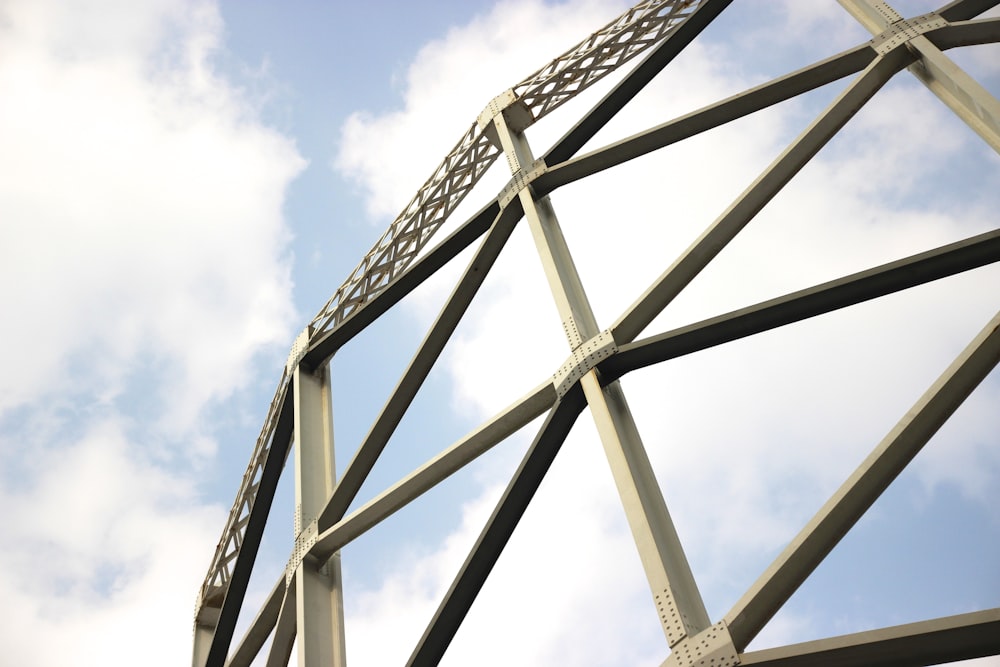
<box><xmin>512</xmin><ymin>0</ymin><xmax>698</xmax><ymax>116</ymax></box>
<box><xmin>193</xmin><ymin>0</ymin><xmax>1000</xmax><ymax>665</ymax></box>
<box><xmin>198</xmin><ymin>0</ymin><xmax>707</xmax><ymax>610</ymax></box>
<box><xmin>307</xmin><ymin>122</ymin><xmax>498</xmax><ymax>334</ymax></box>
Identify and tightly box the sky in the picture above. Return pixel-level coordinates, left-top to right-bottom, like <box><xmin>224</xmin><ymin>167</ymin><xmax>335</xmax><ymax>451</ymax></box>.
<box><xmin>0</xmin><ymin>0</ymin><xmax>998</xmax><ymax>666</ymax></box>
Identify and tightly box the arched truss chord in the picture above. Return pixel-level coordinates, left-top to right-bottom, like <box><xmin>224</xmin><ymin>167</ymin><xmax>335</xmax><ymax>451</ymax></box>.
<box><xmin>193</xmin><ymin>0</ymin><xmax>1000</xmax><ymax>665</ymax></box>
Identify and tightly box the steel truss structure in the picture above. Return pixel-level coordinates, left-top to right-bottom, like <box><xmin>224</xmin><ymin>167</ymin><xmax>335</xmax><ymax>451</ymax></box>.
<box><xmin>192</xmin><ymin>0</ymin><xmax>1000</xmax><ymax>665</ymax></box>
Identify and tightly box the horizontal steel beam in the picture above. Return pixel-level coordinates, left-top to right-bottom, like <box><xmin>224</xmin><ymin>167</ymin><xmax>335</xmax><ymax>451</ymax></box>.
<box><xmin>739</xmin><ymin>608</ymin><xmax>1000</xmax><ymax>667</ymax></box>
<box><xmin>600</xmin><ymin>229</ymin><xmax>1000</xmax><ymax>380</ymax></box>
<box><xmin>311</xmin><ymin>381</ymin><xmax>556</xmax><ymax>560</ymax></box>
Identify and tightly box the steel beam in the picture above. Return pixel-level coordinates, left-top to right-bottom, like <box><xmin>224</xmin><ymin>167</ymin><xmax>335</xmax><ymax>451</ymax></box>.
<box><xmin>316</xmin><ymin>207</ymin><xmax>520</xmax><ymax>532</ymax></box>
<box><xmin>494</xmin><ymin>106</ymin><xmax>711</xmax><ymax>646</ymax></box>
<box><xmin>226</xmin><ymin>575</ymin><xmax>285</xmax><ymax>667</ymax></box>
<box><xmin>292</xmin><ymin>365</ymin><xmax>347</xmax><ymax>667</ymax></box>
<box><xmin>580</xmin><ymin>370</ymin><xmax>712</xmax><ymax>645</ymax></box>
<box><xmin>405</xmin><ymin>386</ymin><xmax>588</xmax><ymax>667</ymax></box>
<box><xmin>739</xmin><ymin>608</ymin><xmax>1000</xmax><ymax>667</ymax></box>
<box><xmin>611</xmin><ymin>48</ymin><xmax>912</xmax><ymax>345</ymax></box>
<box><xmin>724</xmin><ymin>309</ymin><xmax>1000</xmax><ymax>650</ymax></box>
<box><xmin>600</xmin><ymin>229</ymin><xmax>1000</xmax><ymax>381</ymax></box>
<box><xmin>938</xmin><ymin>0</ymin><xmax>1000</xmax><ymax>21</ymax></box>
<box><xmin>311</xmin><ymin>381</ymin><xmax>555</xmax><ymax>561</ymax></box>
<box><xmin>928</xmin><ymin>16</ymin><xmax>1000</xmax><ymax>49</ymax></box>
<box><xmin>839</xmin><ymin>0</ymin><xmax>1000</xmax><ymax>153</ymax></box>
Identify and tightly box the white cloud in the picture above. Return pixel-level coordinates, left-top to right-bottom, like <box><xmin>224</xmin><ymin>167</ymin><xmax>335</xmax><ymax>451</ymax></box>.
<box><xmin>0</xmin><ymin>418</ymin><xmax>224</xmax><ymax>665</ymax></box>
<box><xmin>335</xmin><ymin>0</ymin><xmax>998</xmax><ymax>664</ymax></box>
<box><xmin>0</xmin><ymin>0</ymin><xmax>302</xmax><ymax>430</ymax></box>
<box><xmin>0</xmin><ymin>0</ymin><xmax>303</xmax><ymax>663</ymax></box>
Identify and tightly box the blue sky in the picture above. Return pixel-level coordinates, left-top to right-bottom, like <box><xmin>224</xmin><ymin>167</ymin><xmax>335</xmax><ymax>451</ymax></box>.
<box><xmin>0</xmin><ymin>0</ymin><xmax>998</xmax><ymax>665</ymax></box>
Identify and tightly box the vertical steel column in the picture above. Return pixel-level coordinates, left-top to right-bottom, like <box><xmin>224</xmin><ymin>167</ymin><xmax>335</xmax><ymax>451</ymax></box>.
<box><xmin>292</xmin><ymin>362</ymin><xmax>347</xmax><ymax>667</ymax></box>
<box><xmin>491</xmin><ymin>109</ymin><xmax>711</xmax><ymax>647</ymax></box>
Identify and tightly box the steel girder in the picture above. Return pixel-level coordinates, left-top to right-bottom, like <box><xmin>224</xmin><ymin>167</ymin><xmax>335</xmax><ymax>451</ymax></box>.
<box><xmin>194</xmin><ymin>0</ymin><xmax>1000</xmax><ymax>665</ymax></box>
